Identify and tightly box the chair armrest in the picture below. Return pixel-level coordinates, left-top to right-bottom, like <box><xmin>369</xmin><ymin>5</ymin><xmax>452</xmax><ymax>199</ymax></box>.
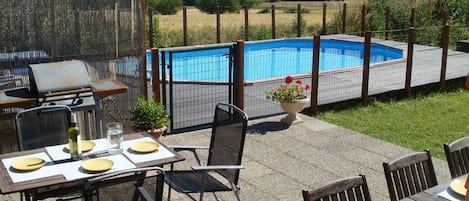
<box><xmin>168</xmin><ymin>145</ymin><xmax>209</xmax><ymax>152</ymax></box>
<box><xmin>191</xmin><ymin>165</ymin><xmax>245</xmax><ymax>171</ymax></box>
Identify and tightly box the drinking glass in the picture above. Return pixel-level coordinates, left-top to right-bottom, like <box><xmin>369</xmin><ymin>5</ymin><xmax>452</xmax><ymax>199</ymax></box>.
<box><xmin>106</xmin><ymin>122</ymin><xmax>123</xmax><ymax>154</ymax></box>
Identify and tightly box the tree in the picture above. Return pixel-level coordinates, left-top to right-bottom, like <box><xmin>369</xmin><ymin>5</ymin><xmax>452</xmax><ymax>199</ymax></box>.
<box><xmin>195</xmin><ymin>0</ymin><xmax>262</xmax><ymax>14</ymax></box>
<box><xmin>148</xmin><ymin>0</ymin><xmax>183</xmax><ymax>15</ymax></box>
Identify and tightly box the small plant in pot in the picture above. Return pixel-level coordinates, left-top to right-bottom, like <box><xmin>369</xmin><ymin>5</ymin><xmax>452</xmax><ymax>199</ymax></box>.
<box><xmin>130</xmin><ymin>95</ymin><xmax>169</xmax><ymax>139</ymax></box>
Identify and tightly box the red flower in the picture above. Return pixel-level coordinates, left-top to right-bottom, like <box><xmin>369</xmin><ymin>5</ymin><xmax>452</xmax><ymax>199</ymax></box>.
<box><xmin>305</xmin><ymin>84</ymin><xmax>311</xmax><ymax>90</ymax></box>
<box><xmin>296</xmin><ymin>80</ymin><xmax>302</xmax><ymax>85</ymax></box>
<box><xmin>285</xmin><ymin>76</ymin><xmax>293</xmax><ymax>84</ymax></box>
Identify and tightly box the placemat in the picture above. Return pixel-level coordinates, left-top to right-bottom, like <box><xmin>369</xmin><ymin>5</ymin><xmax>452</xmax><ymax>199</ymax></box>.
<box><xmin>1</xmin><ymin>152</ymin><xmax>61</xmax><ymax>183</ymax></box>
<box><xmin>121</xmin><ymin>137</ymin><xmax>175</xmax><ymax>164</ymax></box>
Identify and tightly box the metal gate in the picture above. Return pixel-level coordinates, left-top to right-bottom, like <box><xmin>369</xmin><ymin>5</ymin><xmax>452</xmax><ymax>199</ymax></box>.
<box><xmin>160</xmin><ymin>44</ymin><xmax>235</xmax><ymax>133</ymax></box>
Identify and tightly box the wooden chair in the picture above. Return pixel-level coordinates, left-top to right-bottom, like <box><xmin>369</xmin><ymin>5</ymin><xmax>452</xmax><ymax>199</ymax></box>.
<box><xmin>444</xmin><ymin>136</ymin><xmax>469</xmax><ymax>178</ymax></box>
<box><xmin>164</xmin><ymin>103</ymin><xmax>249</xmax><ymax>201</ymax></box>
<box><xmin>83</xmin><ymin>167</ymin><xmax>165</xmax><ymax>201</ymax></box>
<box><xmin>302</xmin><ymin>175</ymin><xmax>371</xmax><ymax>201</ymax></box>
<box><xmin>383</xmin><ymin>150</ymin><xmax>438</xmax><ymax>201</ymax></box>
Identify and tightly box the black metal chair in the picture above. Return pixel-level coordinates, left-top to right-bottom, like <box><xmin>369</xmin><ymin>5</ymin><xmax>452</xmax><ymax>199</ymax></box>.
<box><xmin>383</xmin><ymin>150</ymin><xmax>438</xmax><ymax>201</ymax></box>
<box><xmin>444</xmin><ymin>136</ymin><xmax>469</xmax><ymax>178</ymax></box>
<box><xmin>15</xmin><ymin>105</ymin><xmax>71</xmax><ymax>151</ymax></box>
<box><xmin>302</xmin><ymin>175</ymin><xmax>372</xmax><ymax>201</ymax></box>
<box><xmin>15</xmin><ymin>105</ymin><xmax>77</xmax><ymax>201</ymax></box>
<box><xmin>164</xmin><ymin>103</ymin><xmax>249</xmax><ymax>201</ymax></box>
<box><xmin>82</xmin><ymin>167</ymin><xmax>165</xmax><ymax>201</ymax></box>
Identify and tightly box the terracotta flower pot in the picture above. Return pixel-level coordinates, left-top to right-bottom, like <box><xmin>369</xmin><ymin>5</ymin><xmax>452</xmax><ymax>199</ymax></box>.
<box><xmin>279</xmin><ymin>97</ymin><xmax>309</xmax><ymax>125</ymax></box>
<box><xmin>146</xmin><ymin>126</ymin><xmax>167</xmax><ymax>139</ymax></box>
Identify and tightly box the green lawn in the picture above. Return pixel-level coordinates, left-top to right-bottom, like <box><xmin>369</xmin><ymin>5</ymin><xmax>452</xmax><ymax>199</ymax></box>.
<box><xmin>316</xmin><ymin>89</ymin><xmax>469</xmax><ymax>159</ymax></box>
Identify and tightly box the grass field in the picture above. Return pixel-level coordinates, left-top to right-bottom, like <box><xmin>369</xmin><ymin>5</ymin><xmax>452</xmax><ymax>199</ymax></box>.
<box><xmin>317</xmin><ymin>89</ymin><xmax>469</xmax><ymax>160</ymax></box>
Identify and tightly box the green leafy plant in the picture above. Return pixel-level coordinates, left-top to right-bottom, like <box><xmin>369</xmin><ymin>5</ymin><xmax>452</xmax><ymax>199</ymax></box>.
<box><xmin>130</xmin><ymin>96</ymin><xmax>169</xmax><ymax>131</ymax></box>
<box><xmin>266</xmin><ymin>76</ymin><xmax>310</xmax><ymax>102</ymax></box>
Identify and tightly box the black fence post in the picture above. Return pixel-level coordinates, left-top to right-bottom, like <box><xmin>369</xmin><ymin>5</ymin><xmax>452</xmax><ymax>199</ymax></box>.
<box><xmin>234</xmin><ymin>41</ymin><xmax>245</xmax><ymax>110</ymax></box>
<box><xmin>405</xmin><ymin>27</ymin><xmax>415</xmax><ymax>97</ymax></box>
<box><xmin>361</xmin><ymin>31</ymin><xmax>371</xmax><ymax>106</ymax></box>
<box><xmin>311</xmin><ymin>35</ymin><xmax>320</xmax><ymax>114</ymax></box>
<box><xmin>410</xmin><ymin>8</ymin><xmax>415</xmax><ymax>27</ymax></box>
<box><xmin>440</xmin><ymin>25</ymin><xmax>449</xmax><ymax>92</ymax></box>
<box><xmin>148</xmin><ymin>8</ymin><xmax>154</xmax><ymax>48</ymax></box>
<box><xmin>361</xmin><ymin>4</ymin><xmax>366</xmax><ymax>36</ymax></box>
<box><xmin>342</xmin><ymin>3</ymin><xmax>347</xmax><ymax>34</ymax></box>
<box><xmin>272</xmin><ymin>4</ymin><xmax>276</xmax><ymax>39</ymax></box>
<box><xmin>385</xmin><ymin>6</ymin><xmax>390</xmax><ymax>40</ymax></box>
<box><xmin>151</xmin><ymin>48</ymin><xmax>160</xmax><ymax>103</ymax></box>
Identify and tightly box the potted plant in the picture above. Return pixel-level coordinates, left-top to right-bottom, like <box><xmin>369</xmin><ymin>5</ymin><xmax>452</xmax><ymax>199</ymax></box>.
<box><xmin>265</xmin><ymin>75</ymin><xmax>311</xmax><ymax>125</ymax></box>
<box><xmin>130</xmin><ymin>95</ymin><xmax>169</xmax><ymax>139</ymax></box>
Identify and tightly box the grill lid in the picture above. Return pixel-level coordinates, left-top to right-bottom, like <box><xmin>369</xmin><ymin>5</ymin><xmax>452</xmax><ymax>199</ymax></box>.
<box><xmin>29</xmin><ymin>60</ymin><xmax>91</xmax><ymax>96</ymax></box>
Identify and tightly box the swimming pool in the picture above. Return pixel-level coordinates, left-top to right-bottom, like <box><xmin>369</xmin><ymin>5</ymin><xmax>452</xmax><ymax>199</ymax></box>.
<box><xmin>147</xmin><ymin>38</ymin><xmax>403</xmax><ymax>82</ymax></box>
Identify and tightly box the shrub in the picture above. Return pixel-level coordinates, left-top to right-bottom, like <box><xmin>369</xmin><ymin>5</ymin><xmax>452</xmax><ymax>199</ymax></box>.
<box><xmin>148</xmin><ymin>0</ymin><xmax>182</xmax><ymax>15</ymax></box>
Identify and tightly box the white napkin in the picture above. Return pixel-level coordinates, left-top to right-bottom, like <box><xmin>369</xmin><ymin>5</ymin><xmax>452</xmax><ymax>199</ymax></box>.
<box><xmin>56</xmin><ymin>154</ymin><xmax>136</xmax><ymax>181</ymax></box>
<box><xmin>121</xmin><ymin>137</ymin><xmax>175</xmax><ymax>164</ymax></box>
<box><xmin>45</xmin><ymin>139</ymin><xmax>111</xmax><ymax>161</ymax></box>
<box><xmin>437</xmin><ymin>188</ymin><xmax>465</xmax><ymax>201</ymax></box>
<box><xmin>1</xmin><ymin>152</ymin><xmax>61</xmax><ymax>183</ymax></box>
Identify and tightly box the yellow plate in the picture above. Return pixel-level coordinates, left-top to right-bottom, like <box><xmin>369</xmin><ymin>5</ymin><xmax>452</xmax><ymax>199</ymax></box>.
<box><xmin>81</xmin><ymin>159</ymin><xmax>114</xmax><ymax>173</ymax></box>
<box><xmin>450</xmin><ymin>178</ymin><xmax>467</xmax><ymax>196</ymax></box>
<box><xmin>65</xmin><ymin>141</ymin><xmax>96</xmax><ymax>152</ymax></box>
<box><xmin>12</xmin><ymin>157</ymin><xmax>45</xmax><ymax>171</ymax></box>
<box><xmin>130</xmin><ymin>141</ymin><xmax>159</xmax><ymax>153</ymax></box>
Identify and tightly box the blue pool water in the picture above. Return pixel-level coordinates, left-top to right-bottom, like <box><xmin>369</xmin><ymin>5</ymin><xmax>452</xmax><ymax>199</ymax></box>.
<box><xmin>147</xmin><ymin>39</ymin><xmax>403</xmax><ymax>82</ymax></box>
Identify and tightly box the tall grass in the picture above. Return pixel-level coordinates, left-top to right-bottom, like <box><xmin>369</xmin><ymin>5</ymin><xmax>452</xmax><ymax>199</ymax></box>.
<box><xmin>317</xmin><ymin>89</ymin><xmax>469</xmax><ymax>159</ymax></box>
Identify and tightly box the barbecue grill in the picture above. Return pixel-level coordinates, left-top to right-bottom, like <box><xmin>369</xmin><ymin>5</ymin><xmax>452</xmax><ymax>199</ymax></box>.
<box><xmin>28</xmin><ymin>60</ymin><xmax>99</xmax><ymax>137</ymax></box>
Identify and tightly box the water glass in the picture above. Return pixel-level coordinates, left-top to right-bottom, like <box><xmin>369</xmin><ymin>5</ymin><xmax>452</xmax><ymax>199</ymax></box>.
<box><xmin>106</xmin><ymin>122</ymin><xmax>123</xmax><ymax>154</ymax></box>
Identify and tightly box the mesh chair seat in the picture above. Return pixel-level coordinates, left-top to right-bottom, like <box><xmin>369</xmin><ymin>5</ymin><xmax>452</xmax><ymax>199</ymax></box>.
<box><xmin>165</xmin><ymin>170</ymin><xmax>232</xmax><ymax>193</ymax></box>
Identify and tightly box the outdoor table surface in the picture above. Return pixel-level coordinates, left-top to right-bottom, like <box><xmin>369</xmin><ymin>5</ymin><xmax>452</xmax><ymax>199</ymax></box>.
<box><xmin>0</xmin><ymin>132</ymin><xmax>184</xmax><ymax>201</ymax></box>
<box><xmin>402</xmin><ymin>174</ymin><xmax>467</xmax><ymax>201</ymax></box>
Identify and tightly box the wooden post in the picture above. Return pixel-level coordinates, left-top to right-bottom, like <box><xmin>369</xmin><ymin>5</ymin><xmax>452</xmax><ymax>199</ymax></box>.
<box><xmin>183</xmin><ymin>6</ymin><xmax>188</xmax><ymax>46</ymax></box>
<box><xmin>73</xmin><ymin>1</ymin><xmax>81</xmax><ymax>54</ymax></box>
<box><xmin>216</xmin><ymin>6</ymin><xmax>221</xmax><ymax>43</ymax></box>
<box><xmin>244</xmin><ymin>6</ymin><xmax>249</xmax><ymax>41</ymax></box>
<box><xmin>234</xmin><ymin>41</ymin><xmax>245</xmax><ymax>110</ymax></box>
<box><xmin>140</xmin><ymin>0</ymin><xmax>148</xmax><ymax>98</ymax></box>
<box><xmin>385</xmin><ymin>6</ymin><xmax>390</xmax><ymax>40</ymax></box>
<box><xmin>148</xmin><ymin>8</ymin><xmax>154</xmax><ymax>48</ymax></box>
<box><xmin>51</xmin><ymin>0</ymin><xmax>58</xmax><ymax>59</ymax></box>
<box><xmin>410</xmin><ymin>8</ymin><xmax>415</xmax><ymax>27</ymax></box>
<box><xmin>361</xmin><ymin>31</ymin><xmax>371</xmax><ymax>106</ymax></box>
<box><xmin>361</xmin><ymin>4</ymin><xmax>366</xmax><ymax>36</ymax></box>
<box><xmin>151</xmin><ymin>48</ymin><xmax>160</xmax><ymax>103</ymax></box>
<box><xmin>322</xmin><ymin>3</ymin><xmax>327</xmax><ymax>35</ymax></box>
<box><xmin>311</xmin><ymin>35</ymin><xmax>320</xmax><ymax>114</ymax></box>
<box><xmin>271</xmin><ymin>4</ymin><xmax>276</xmax><ymax>39</ymax></box>
<box><xmin>342</xmin><ymin>3</ymin><xmax>347</xmax><ymax>34</ymax></box>
<box><xmin>297</xmin><ymin>3</ymin><xmax>302</xmax><ymax>37</ymax></box>
<box><xmin>440</xmin><ymin>25</ymin><xmax>449</xmax><ymax>92</ymax></box>
<box><xmin>405</xmin><ymin>27</ymin><xmax>415</xmax><ymax>97</ymax></box>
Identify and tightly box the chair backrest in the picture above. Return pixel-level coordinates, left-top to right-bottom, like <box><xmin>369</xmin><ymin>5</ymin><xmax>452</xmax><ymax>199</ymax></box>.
<box><xmin>383</xmin><ymin>150</ymin><xmax>438</xmax><ymax>201</ymax></box>
<box><xmin>15</xmin><ymin>105</ymin><xmax>71</xmax><ymax>151</ymax></box>
<box><xmin>302</xmin><ymin>175</ymin><xmax>371</xmax><ymax>201</ymax></box>
<box><xmin>83</xmin><ymin>166</ymin><xmax>164</xmax><ymax>201</ymax></box>
<box><xmin>444</xmin><ymin>136</ymin><xmax>469</xmax><ymax>178</ymax></box>
<box><xmin>207</xmin><ymin>103</ymin><xmax>248</xmax><ymax>186</ymax></box>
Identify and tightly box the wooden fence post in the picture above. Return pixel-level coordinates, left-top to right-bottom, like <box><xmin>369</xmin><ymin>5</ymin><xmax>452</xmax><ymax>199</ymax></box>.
<box><xmin>440</xmin><ymin>25</ymin><xmax>449</xmax><ymax>92</ymax></box>
<box><xmin>151</xmin><ymin>48</ymin><xmax>160</xmax><ymax>103</ymax></box>
<box><xmin>361</xmin><ymin>4</ymin><xmax>366</xmax><ymax>36</ymax></box>
<box><xmin>385</xmin><ymin>6</ymin><xmax>390</xmax><ymax>40</ymax></box>
<box><xmin>234</xmin><ymin>40</ymin><xmax>245</xmax><ymax>110</ymax></box>
<box><xmin>183</xmin><ymin>6</ymin><xmax>187</xmax><ymax>46</ymax></box>
<box><xmin>410</xmin><ymin>8</ymin><xmax>415</xmax><ymax>27</ymax></box>
<box><xmin>311</xmin><ymin>35</ymin><xmax>320</xmax><ymax>114</ymax></box>
<box><xmin>244</xmin><ymin>6</ymin><xmax>249</xmax><ymax>41</ymax></box>
<box><xmin>361</xmin><ymin>31</ymin><xmax>371</xmax><ymax>106</ymax></box>
<box><xmin>51</xmin><ymin>0</ymin><xmax>58</xmax><ymax>59</ymax></box>
<box><xmin>322</xmin><ymin>3</ymin><xmax>327</xmax><ymax>35</ymax></box>
<box><xmin>297</xmin><ymin>4</ymin><xmax>302</xmax><ymax>37</ymax></box>
<box><xmin>272</xmin><ymin>4</ymin><xmax>276</xmax><ymax>39</ymax></box>
<box><xmin>405</xmin><ymin>27</ymin><xmax>415</xmax><ymax>97</ymax></box>
<box><xmin>148</xmin><ymin>8</ymin><xmax>154</xmax><ymax>48</ymax></box>
<box><xmin>216</xmin><ymin>6</ymin><xmax>221</xmax><ymax>43</ymax></box>
<box><xmin>342</xmin><ymin>3</ymin><xmax>347</xmax><ymax>34</ymax></box>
